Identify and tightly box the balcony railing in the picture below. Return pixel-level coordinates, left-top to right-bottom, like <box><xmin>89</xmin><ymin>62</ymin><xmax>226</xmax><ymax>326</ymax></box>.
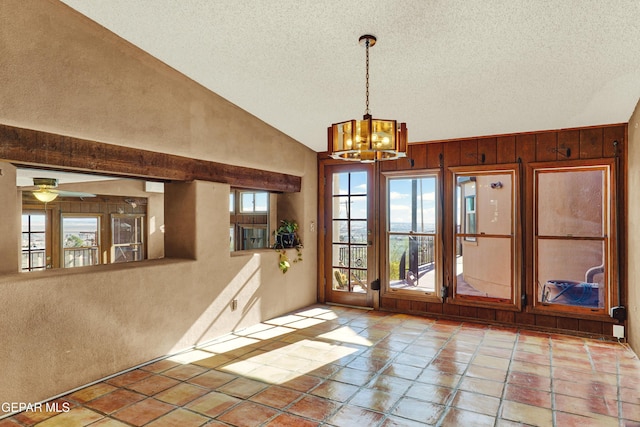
<box><xmin>63</xmin><ymin>247</ymin><xmax>99</xmax><ymax>268</ymax></box>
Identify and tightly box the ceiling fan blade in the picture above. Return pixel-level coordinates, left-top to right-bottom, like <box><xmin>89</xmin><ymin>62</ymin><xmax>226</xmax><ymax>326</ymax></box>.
<box><xmin>53</xmin><ymin>190</ymin><xmax>96</xmax><ymax>198</ymax></box>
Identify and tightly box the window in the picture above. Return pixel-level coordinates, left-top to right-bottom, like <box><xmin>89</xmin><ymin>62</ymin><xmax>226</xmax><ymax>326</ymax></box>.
<box><xmin>230</xmin><ymin>189</ymin><xmax>270</xmax><ymax>251</ymax></box>
<box><xmin>111</xmin><ymin>214</ymin><xmax>145</xmax><ymax>263</ymax></box>
<box><xmin>534</xmin><ymin>164</ymin><xmax>611</xmax><ymax>313</ymax></box>
<box><xmin>453</xmin><ymin>167</ymin><xmax>519</xmax><ymax>306</ymax></box>
<box><xmin>385</xmin><ymin>173</ymin><xmax>439</xmax><ymax>295</ymax></box>
<box><xmin>240</xmin><ymin>191</ymin><xmax>268</xmax><ymax>213</ymax></box>
<box><xmin>21</xmin><ymin>212</ymin><xmax>47</xmax><ymax>271</ymax></box>
<box><xmin>62</xmin><ymin>215</ymin><xmax>100</xmax><ymax>268</ymax></box>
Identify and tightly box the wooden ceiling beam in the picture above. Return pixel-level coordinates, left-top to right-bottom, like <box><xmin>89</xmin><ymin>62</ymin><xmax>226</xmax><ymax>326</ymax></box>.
<box><xmin>0</xmin><ymin>124</ymin><xmax>301</xmax><ymax>193</ymax></box>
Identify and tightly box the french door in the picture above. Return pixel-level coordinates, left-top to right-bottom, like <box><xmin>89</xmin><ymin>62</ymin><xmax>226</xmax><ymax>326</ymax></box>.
<box><xmin>323</xmin><ymin>163</ymin><xmax>375</xmax><ymax>307</ymax></box>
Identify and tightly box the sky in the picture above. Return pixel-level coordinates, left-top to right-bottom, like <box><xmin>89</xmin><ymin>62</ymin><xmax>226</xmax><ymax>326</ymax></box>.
<box><xmin>333</xmin><ymin>172</ymin><xmax>437</xmax><ymax>227</ymax></box>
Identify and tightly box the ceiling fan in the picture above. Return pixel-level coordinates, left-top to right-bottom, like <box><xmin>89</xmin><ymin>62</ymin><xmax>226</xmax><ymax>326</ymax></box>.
<box><xmin>31</xmin><ymin>178</ymin><xmax>96</xmax><ymax>203</ymax></box>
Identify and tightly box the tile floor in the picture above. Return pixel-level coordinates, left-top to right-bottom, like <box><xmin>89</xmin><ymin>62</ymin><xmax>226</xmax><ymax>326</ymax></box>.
<box><xmin>2</xmin><ymin>304</ymin><xmax>640</xmax><ymax>427</ymax></box>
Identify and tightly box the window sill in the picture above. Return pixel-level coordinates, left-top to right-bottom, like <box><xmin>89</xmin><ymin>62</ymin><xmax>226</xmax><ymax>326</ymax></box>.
<box><xmin>382</xmin><ymin>290</ymin><xmax>442</xmax><ymax>303</ymax></box>
<box><xmin>527</xmin><ymin>305</ymin><xmax>615</xmax><ymax>322</ymax></box>
<box><xmin>230</xmin><ymin>248</ymin><xmax>277</xmax><ymax>258</ymax></box>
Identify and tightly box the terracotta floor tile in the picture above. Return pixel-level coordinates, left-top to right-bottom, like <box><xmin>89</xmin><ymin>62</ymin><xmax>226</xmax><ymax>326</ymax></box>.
<box><xmin>185</xmin><ymin>391</ymin><xmax>241</xmax><ymax>417</ymax></box>
<box><xmin>331</xmin><ymin>366</ymin><xmax>376</xmax><ymax>386</ymax></box>
<box><xmin>287</xmin><ymin>395</ymin><xmax>340</xmax><ymax>421</ymax></box>
<box><xmin>84</xmin><ymin>418</ymin><xmax>130</xmax><ymax>427</ymax></box>
<box><xmin>190</xmin><ymin>354</ymin><xmax>235</xmax><ymax>369</ymax></box>
<box><xmin>126</xmin><ymin>375</ymin><xmax>180</xmax><ymax>396</ymax></box>
<box><xmin>509</xmin><ymin>359</ymin><xmax>551</xmax><ymax>377</ymax></box>
<box><xmin>161</xmin><ymin>364</ymin><xmax>208</xmax><ymax>381</ymax></box>
<box><xmin>30</xmin><ymin>407</ymin><xmax>103</xmax><ymax>427</ymax></box>
<box><xmin>264</xmin><ymin>413</ymin><xmax>318</xmax><ymax>427</ymax></box>
<box><xmin>382</xmin><ymin>362</ymin><xmax>424</xmax><ymax>379</ymax></box>
<box><xmin>85</xmin><ymin>389</ymin><xmax>146</xmax><ymax>414</ymax></box>
<box><xmin>477</xmin><ymin>345</ymin><xmax>513</xmax><ymax>358</ymax></box>
<box><xmin>216</xmin><ymin>377</ymin><xmax>268</xmax><ymax>399</ymax></box>
<box><xmin>349</xmin><ymin>388</ymin><xmax>401</xmax><ymax>413</ymax></box>
<box><xmin>555</xmin><ymin>410</ymin><xmax>621</xmax><ymax>427</ymax></box>
<box><xmin>379</xmin><ymin>415</ymin><xmax>428</xmax><ymax>427</ymax></box>
<box><xmin>466</xmin><ymin>364</ymin><xmax>508</xmax><ymax>382</ymax></box>
<box><xmin>11</xmin><ymin>399</ymin><xmax>75</xmax><ymax>425</ymax></box>
<box><xmin>141</xmin><ymin>359</ymin><xmax>181</xmax><ymax>374</ymax></box>
<box><xmin>451</xmin><ymin>389</ymin><xmax>501</xmax><ymax>417</ymax></box>
<box><xmin>217</xmin><ymin>401</ymin><xmax>280</xmax><ymax>427</ymax></box>
<box><xmin>622</xmin><ymin>401</ymin><xmax>640</xmax><ymax>422</ymax></box>
<box><xmin>310</xmin><ymin>379</ymin><xmax>359</xmax><ymax>402</ymax></box>
<box><xmin>392</xmin><ymin>396</ymin><xmax>445</xmax><ymax>424</ymax></box>
<box><xmin>425</xmin><ymin>358</ymin><xmax>468</xmax><ymax>376</ymax></box>
<box><xmin>472</xmin><ymin>354</ymin><xmax>511</xmax><ymax>371</ymax></box>
<box><xmin>345</xmin><ymin>355</ymin><xmax>389</xmax><ymax>372</ymax></box>
<box><xmin>416</xmin><ymin>370</ymin><xmax>462</xmax><ymax>388</ymax></box>
<box><xmin>112</xmin><ymin>398</ymin><xmax>174</xmax><ymax>426</ymax></box>
<box><xmin>7</xmin><ymin>305</ymin><xmax>638</xmax><ymax>427</ymax></box>
<box><xmin>405</xmin><ymin>382</ymin><xmax>453</xmax><ymax>405</ymax></box>
<box><xmin>392</xmin><ymin>351</ymin><xmax>433</xmax><ymax>368</ymax></box>
<box><xmin>620</xmin><ymin>385</ymin><xmax>640</xmax><ymax>404</ymax></box>
<box><xmin>440</xmin><ymin>407</ymin><xmax>495</xmax><ymax>427</ymax></box>
<box><xmin>506</xmin><ymin>371</ymin><xmax>551</xmax><ymax>392</ymax></box>
<box><xmin>249</xmin><ymin>385</ymin><xmax>303</xmax><ymax>409</ymax></box>
<box><xmin>187</xmin><ymin>369</ymin><xmax>237</xmax><ymax>389</ymax></box>
<box><xmin>500</xmin><ymin>400</ymin><xmax>553</xmax><ymax>426</ymax></box>
<box><xmin>458</xmin><ymin>377</ymin><xmax>504</xmax><ymax>398</ymax></box>
<box><xmin>106</xmin><ymin>369</ymin><xmax>153</xmax><ymax>387</ymax></box>
<box><xmin>504</xmin><ymin>384</ymin><xmax>552</xmax><ymax>408</ymax></box>
<box><xmin>326</xmin><ymin>404</ymin><xmax>384</xmax><ymax>427</ymax></box>
<box><xmin>154</xmin><ymin>382</ymin><xmax>209</xmax><ymax>406</ymax></box>
<box><xmin>554</xmin><ymin>378</ymin><xmax>617</xmax><ymax>398</ymax></box>
<box><xmin>513</xmin><ymin>350</ymin><xmax>551</xmax><ymax>365</ymax></box>
<box><xmin>367</xmin><ymin>375</ymin><xmax>413</xmax><ymax>394</ymax></box>
<box><xmin>144</xmin><ymin>408</ymin><xmax>211</xmax><ymax>427</ymax></box>
<box><xmin>67</xmin><ymin>383</ymin><xmax>118</xmax><ymax>403</ymax></box>
<box><xmin>306</xmin><ymin>363</ymin><xmax>341</xmax><ymax>378</ymax></box>
<box><xmin>278</xmin><ymin>374</ymin><xmax>324</xmax><ymax>392</ymax></box>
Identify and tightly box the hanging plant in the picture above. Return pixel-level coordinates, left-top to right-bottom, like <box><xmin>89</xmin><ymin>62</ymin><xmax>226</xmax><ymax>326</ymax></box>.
<box><xmin>274</xmin><ymin>219</ymin><xmax>302</xmax><ymax>273</ymax></box>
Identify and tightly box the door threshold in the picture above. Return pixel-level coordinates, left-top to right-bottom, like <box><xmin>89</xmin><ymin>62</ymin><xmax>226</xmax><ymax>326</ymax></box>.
<box><xmin>326</xmin><ymin>302</ymin><xmax>374</xmax><ymax>310</ymax></box>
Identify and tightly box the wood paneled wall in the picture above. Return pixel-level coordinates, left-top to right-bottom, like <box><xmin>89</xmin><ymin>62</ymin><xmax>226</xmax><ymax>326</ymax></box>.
<box><xmin>321</xmin><ymin>124</ymin><xmax>627</xmax><ymax>338</ymax></box>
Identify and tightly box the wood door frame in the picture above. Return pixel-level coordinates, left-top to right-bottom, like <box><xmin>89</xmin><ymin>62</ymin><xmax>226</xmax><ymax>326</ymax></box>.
<box><xmin>318</xmin><ymin>157</ymin><xmax>376</xmax><ymax>307</ymax></box>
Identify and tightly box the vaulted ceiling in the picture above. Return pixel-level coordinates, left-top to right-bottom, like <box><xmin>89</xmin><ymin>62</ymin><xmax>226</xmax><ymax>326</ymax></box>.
<box><xmin>60</xmin><ymin>1</ymin><xmax>640</xmax><ymax>152</ymax></box>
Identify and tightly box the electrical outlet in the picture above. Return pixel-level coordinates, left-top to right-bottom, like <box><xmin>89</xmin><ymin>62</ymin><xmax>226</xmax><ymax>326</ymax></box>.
<box><xmin>310</xmin><ymin>221</ymin><xmax>316</xmax><ymax>232</ymax></box>
<box><xmin>231</xmin><ymin>299</ymin><xmax>238</xmax><ymax>311</ymax></box>
<box><xmin>613</xmin><ymin>324</ymin><xmax>624</xmax><ymax>339</ymax></box>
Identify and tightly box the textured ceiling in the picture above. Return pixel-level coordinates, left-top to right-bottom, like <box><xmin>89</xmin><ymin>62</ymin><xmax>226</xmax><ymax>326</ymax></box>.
<box><xmin>60</xmin><ymin>0</ymin><xmax>640</xmax><ymax>152</ymax></box>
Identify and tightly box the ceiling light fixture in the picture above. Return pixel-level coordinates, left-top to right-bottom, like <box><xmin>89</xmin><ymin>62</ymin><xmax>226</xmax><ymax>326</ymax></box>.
<box><xmin>33</xmin><ymin>189</ymin><xmax>59</xmax><ymax>203</ymax></box>
<box><xmin>328</xmin><ymin>34</ymin><xmax>407</xmax><ymax>163</ymax></box>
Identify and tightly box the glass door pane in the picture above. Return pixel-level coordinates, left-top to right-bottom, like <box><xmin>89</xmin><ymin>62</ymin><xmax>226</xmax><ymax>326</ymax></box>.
<box><xmin>534</xmin><ymin>166</ymin><xmax>609</xmax><ymax>311</ymax></box>
<box><xmin>387</xmin><ymin>175</ymin><xmax>438</xmax><ymax>294</ymax></box>
<box><xmin>325</xmin><ymin>164</ymin><xmax>374</xmax><ymax>307</ymax></box>
<box><xmin>453</xmin><ymin>169</ymin><xmax>517</xmax><ymax>304</ymax></box>
<box><xmin>331</xmin><ymin>171</ymin><xmax>368</xmax><ymax>293</ymax></box>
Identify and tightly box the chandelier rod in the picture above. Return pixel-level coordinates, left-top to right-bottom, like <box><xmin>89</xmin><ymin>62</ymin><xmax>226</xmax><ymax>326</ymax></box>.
<box><xmin>365</xmin><ymin>37</ymin><xmax>370</xmax><ymax>117</ymax></box>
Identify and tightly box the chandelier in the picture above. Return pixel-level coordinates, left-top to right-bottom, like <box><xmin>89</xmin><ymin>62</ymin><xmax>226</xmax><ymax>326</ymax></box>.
<box><xmin>328</xmin><ymin>35</ymin><xmax>407</xmax><ymax>162</ymax></box>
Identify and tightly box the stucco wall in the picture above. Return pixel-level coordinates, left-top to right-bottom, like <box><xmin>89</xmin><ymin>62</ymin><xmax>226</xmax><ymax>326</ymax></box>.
<box><xmin>0</xmin><ymin>0</ymin><xmax>317</xmax><ymax>407</ymax></box>
<box><xmin>628</xmin><ymin>101</ymin><xmax>640</xmax><ymax>354</ymax></box>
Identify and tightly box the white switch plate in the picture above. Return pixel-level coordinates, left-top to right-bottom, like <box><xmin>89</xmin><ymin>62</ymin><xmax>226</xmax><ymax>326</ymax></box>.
<box><xmin>613</xmin><ymin>324</ymin><xmax>624</xmax><ymax>339</ymax></box>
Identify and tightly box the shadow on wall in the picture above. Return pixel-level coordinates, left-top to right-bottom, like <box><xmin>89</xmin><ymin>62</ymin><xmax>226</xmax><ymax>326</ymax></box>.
<box><xmin>0</xmin><ymin>251</ymin><xmax>269</xmax><ymax>407</ymax></box>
